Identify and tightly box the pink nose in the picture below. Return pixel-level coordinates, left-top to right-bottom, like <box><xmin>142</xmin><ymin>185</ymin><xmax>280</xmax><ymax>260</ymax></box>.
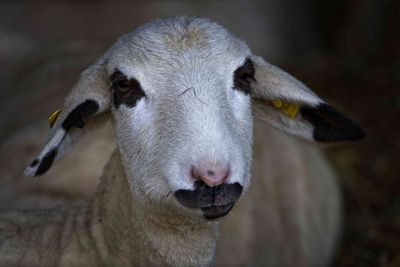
<box><xmin>191</xmin><ymin>162</ymin><xmax>230</xmax><ymax>187</ymax></box>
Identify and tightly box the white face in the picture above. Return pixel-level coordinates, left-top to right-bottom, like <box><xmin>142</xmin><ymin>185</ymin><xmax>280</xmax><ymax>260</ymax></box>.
<box><xmin>108</xmin><ymin>18</ymin><xmax>254</xmax><ymax>219</ymax></box>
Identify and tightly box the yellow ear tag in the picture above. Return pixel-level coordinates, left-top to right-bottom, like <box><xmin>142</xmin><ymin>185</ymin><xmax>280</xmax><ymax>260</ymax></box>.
<box><xmin>272</xmin><ymin>99</ymin><xmax>300</xmax><ymax>119</ymax></box>
<box><xmin>48</xmin><ymin>109</ymin><xmax>62</xmax><ymax>128</ymax></box>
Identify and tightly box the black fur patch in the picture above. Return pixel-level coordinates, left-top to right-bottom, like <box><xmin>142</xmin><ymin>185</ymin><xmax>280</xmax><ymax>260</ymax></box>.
<box><xmin>174</xmin><ymin>181</ymin><xmax>243</xmax><ymax>220</ymax></box>
<box><xmin>30</xmin><ymin>159</ymin><xmax>39</xmax><ymax>167</ymax></box>
<box><xmin>35</xmin><ymin>148</ymin><xmax>58</xmax><ymax>176</ymax></box>
<box><xmin>202</xmin><ymin>203</ymin><xmax>235</xmax><ymax>220</ymax></box>
<box><xmin>62</xmin><ymin>99</ymin><xmax>99</xmax><ymax>131</ymax></box>
<box><xmin>110</xmin><ymin>69</ymin><xmax>146</xmax><ymax>108</ymax></box>
<box><xmin>233</xmin><ymin>58</ymin><xmax>256</xmax><ymax>95</ymax></box>
<box><xmin>301</xmin><ymin>103</ymin><xmax>365</xmax><ymax>142</ymax></box>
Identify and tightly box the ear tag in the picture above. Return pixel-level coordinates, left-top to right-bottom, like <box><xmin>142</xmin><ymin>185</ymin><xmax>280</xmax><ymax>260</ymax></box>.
<box><xmin>48</xmin><ymin>109</ymin><xmax>62</xmax><ymax>128</ymax></box>
<box><xmin>272</xmin><ymin>99</ymin><xmax>300</xmax><ymax>118</ymax></box>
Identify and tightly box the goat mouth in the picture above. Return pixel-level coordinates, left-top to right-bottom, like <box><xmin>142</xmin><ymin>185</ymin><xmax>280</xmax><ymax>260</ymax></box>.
<box><xmin>174</xmin><ymin>181</ymin><xmax>243</xmax><ymax>219</ymax></box>
<box><xmin>201</xmin><ymin>202</ymin><xmax>235</xmax><ymax>220</ymax></box>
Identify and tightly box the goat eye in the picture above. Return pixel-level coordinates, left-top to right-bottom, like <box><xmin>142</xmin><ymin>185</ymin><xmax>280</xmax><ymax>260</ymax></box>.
<box><xmin>110</xmin><ymin>69</ymin><xmax>132</xmax><ymax>93</ymax></box>
<box><xmin>233</xmin><ymin>59</ymin><xmax>255</xmax><ymax>95</ymax></box>
<box><xmin>110</xmin><ymin>69</ymin><xmax>146</xmax><ymax>108</ymax></box>
<box><xmin>115</xmin><ymin>80</ymin><xmax>131</xmax><ymax>93</ymax></box>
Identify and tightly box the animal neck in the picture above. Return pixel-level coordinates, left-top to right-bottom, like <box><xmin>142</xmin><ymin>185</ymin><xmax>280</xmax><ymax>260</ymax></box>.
<box><xmin>89</xmin><ymin>150</ymin><xmax>218</xmax><ymax>267</ymax></box>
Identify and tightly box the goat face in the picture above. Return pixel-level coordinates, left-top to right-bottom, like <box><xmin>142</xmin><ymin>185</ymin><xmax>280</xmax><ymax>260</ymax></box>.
<box><xmin>25</xmin><ymin>16</ymin><xmax>364</xmax><ymax>221</ymax></box>
<box><xmin>108</xmin><ymin>18</ymin><xmax>253</xmax><ymax>219</ymax></box>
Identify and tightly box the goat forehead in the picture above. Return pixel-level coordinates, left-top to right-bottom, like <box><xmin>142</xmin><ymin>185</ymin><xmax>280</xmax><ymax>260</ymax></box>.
<box><xmin>132</xmin><ymin>17</ymin><xmax>247</xmax><ymax>53</ymax></box>
<box><xmin>139</xmin><ymin>64</ymin><xmax>233</xmax><ymax>102</ymax></box>
<box><xmin>110</xmin><ymin>53</ymin><xmax>246</xmax><ymax>98</ymax></box>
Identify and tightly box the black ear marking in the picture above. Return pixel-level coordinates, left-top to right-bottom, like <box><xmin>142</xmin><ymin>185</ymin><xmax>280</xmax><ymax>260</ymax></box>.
<box><xmin>30</xmin><ymin>99</ymin><xmax>99</xmax><ymax>177</ymax></box>
<box><xmin>30</xmin><ymin>159</ymin><xmax>39</xmax><ymax>167</ymax></box>
<box><xmin>62</xmin><ymin>99</ymin><xmax>99</xmax><ymax>131</ymax></box>
<box><xmin>301</xmin><ymin>103</ymin><xmax>365</xmax><ymax>142</ymax></box>
<box><xmin>35</xmin><ymin>148</ymin><xmax>58</xmax><ymax>176</ymax></box>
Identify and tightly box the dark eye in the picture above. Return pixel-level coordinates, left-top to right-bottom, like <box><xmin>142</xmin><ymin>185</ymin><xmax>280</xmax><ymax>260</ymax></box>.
<box><xmin>110</xmin><ymin>69</ymin><xmax>146</xmax><ymax>108</ymax></box>
<box><xmin>233</xmin><ymin>58</ymin><xmax>256</xmax><ymax>95</ymax></box>
<box><xmin>115</xmin><ymin>80</ymin><xmax>131</xmax><ymax>93</ymax></box>
<box><xmin>110</xmin><ymin>70</ymin><xmax>132</xmax><ymax>93</ymax></box>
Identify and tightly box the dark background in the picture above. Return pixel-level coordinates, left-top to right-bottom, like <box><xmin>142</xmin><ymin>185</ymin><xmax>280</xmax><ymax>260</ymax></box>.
<box><xmin>0</xmin><ymin>1</ymin><xmax>398</xmax><ymax>266</ymax></box>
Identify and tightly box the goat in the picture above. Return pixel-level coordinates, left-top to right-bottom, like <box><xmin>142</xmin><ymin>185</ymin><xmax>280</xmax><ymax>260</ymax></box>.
<box><xmin>0</xmin><ymin>16</ymin><xmax>364</xmax><ymax>267</ymax></box>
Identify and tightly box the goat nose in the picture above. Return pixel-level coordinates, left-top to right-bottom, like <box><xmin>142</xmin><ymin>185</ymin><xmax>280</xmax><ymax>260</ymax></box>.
<box><xmin>191</xmin><ymin>162</ymin><xmax>230</xmax><ymax>187</ymax></box>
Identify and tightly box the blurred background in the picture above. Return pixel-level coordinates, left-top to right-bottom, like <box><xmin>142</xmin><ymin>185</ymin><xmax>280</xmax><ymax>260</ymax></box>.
<box><xmin>0</xmin><ymin>0</ymin><xmax>398</xmax><ymax>266</ymax></box>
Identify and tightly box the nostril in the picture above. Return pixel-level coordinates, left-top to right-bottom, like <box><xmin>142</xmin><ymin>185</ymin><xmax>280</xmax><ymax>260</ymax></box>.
<box><xmin>191</xmin><ymin>168</ymin><xmax>200</xmax><ymax>180</ymax></box>
<box><xmin>207</xmin><ymin>170</ymin><xmax>215</xmax><ymax>177</ymax></box>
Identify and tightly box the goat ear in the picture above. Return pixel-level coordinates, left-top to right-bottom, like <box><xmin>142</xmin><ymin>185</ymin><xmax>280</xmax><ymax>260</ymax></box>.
<box><xmin>24</xmin><ymin>58</ymin><xmax>111</xmax><ymax>177</ymax></box>
<box><xmin>250</xmin><ymin>55</ymin><xmax>365</xmax><ymax>142</ymax></box>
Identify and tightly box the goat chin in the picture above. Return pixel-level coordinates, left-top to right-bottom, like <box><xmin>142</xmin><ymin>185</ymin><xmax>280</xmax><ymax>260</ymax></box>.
<box><xmin>0</xmin><ymin>116</ymin><xmax>340</xmax><ymax>267</ymax></box>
